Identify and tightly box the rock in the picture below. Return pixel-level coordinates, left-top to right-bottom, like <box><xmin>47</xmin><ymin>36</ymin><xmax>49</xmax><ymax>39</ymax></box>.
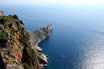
<box><xmin>35</xmin><ymin>46</ymin><xmax>43</xmax><ymax>52</ymax></box>
<box><xmin>39</xmin><ymin>53</ymin><xmax>48</xmax><ymax>64</ymax></box>
<box><xmin>40</xmin><ymin>64</ymin><xmax>44</xmax><ymax>68</ymax></box>
<box><xmin>6</xmin><ymin>64</ymin><xmax>24</xmax><ymax>69</ymax></box>
<box><xmin>47</xmin><ymin>24</ymin><xmax>53</xmax><ymax>31</ymax></box>
<box><xmin>43</xmin><ymin>64</ymin><xmax>48</xmax><ymax>67</ymax></box>
<box><xmin>0</xmin><ymin>24</ymin><xmax>4</xmax><ymax>29</ymax></box>
<box><xmin>29</xmin><ymin>24</ymin><xmax>53</xmax><ymax>47</ymax></box>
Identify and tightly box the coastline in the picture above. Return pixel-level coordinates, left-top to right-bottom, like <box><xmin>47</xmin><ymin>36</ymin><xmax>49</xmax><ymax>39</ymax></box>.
<box><xmin>29</xmin><ymin>24</ymin><xmax>53</xmax><ymax>68</ymax></box>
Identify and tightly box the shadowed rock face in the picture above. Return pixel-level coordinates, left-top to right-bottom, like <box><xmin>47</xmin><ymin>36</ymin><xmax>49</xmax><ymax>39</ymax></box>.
<box><xmin>0</xmin><ymin>55</ymin><xmax>5</xmax><ymax>69</ymax></box>
<box><xmin>0</xmin><ymin>14</ymin><xmax>53</xmax><ymax>69</ymax></box>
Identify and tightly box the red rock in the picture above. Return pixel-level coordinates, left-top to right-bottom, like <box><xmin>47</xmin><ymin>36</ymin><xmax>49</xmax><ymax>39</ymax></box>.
<box><xmin>35</xmin><ymin>64</ymin><xmax>38</xmax><ymax>69</ymax></box>
<box><xmin>8</xmin><ymin>44</ymin><xmax>10</xmax><ymax>49</ymax></box>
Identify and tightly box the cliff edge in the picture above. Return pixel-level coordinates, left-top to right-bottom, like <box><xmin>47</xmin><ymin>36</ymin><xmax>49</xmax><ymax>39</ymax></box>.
<box><xmin>0</xmin><ymin>14</ymin><xmax>53</xmax><ymax>69</ymax></box>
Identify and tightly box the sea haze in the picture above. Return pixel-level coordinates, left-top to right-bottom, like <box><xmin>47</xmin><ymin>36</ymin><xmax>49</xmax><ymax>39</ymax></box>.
<box><xmin>1</xmin><ymin>4</ymin><xmax>104</xmax><ymax>69</ymax></box>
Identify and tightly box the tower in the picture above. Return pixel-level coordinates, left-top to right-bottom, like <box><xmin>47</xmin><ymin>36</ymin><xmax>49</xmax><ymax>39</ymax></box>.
<box><xmin>0</xmin><ymin>11</ymin><xmax>4</xmax><ymax>16</ymax></box>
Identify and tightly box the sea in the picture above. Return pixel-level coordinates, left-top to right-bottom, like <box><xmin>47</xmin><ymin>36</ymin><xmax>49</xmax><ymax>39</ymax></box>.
<box><xmin>1</xmin><ymin>4</ymin><xmax>104</xmax><ymax>69</ymax></box>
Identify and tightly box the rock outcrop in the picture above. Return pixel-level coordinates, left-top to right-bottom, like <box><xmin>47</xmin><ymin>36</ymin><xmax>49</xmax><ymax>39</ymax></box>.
<box><xmin>0</xmin><ymin>13</ymin><xmax>53</xmax><ymax>69</ymax></box>
<box><xmin>39</xmin><ymin>53</ymin><xmax>48</xmax><ymax>67</ymax></box>
<box><xmin>29</xmin><ymin>24</ymin><xmax>53</xmax><ymax>67</ymax></box>
<box><xmin>29</xmin><ymin>24</ymin><xmax>53</xmax><ymax>47</ymax></box>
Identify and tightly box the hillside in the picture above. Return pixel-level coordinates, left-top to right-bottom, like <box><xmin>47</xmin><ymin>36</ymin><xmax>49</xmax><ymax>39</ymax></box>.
<box><xmin>0</xmin><ymin>15</ymin><xmax>53</xmax><ymax>69</ymax></box>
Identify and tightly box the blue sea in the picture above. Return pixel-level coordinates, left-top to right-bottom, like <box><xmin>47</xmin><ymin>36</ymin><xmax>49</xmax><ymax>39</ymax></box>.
<box><xmin>1</xmin><ymin>4</ymin><xmax>104</xmax><ymax>69</ymax></box>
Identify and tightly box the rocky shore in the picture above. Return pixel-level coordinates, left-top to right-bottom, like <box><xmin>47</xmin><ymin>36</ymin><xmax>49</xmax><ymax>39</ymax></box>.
<box><xmin>29</xmin><ymin>24</ymin><xmax>53</xmax><ymax>67</ymax></box>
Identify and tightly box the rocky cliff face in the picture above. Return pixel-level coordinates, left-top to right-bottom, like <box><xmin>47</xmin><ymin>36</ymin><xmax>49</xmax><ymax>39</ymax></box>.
<box><xmin>29</xmin><ymin>24</ymin><xmax>53</xmax><ymax>47</ymax></box>
<box><xmin>29</xmin><ymin>24</ymin><xmax>53</xmax><ymax>67</ymax></box>
<box><xmin>0</xmin><ymin>14</ymin><xmax>53</xmax><ymax>69</ymax></box>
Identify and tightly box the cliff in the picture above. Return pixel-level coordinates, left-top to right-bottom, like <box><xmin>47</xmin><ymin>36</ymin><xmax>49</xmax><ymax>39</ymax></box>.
<box><xmin>0</xmin><ymin>14</ymin><xmax>53</xmax><ymax>69</ymax></box>
<box><xmin>29</xmin><ymin>24</ymin><xmax>53</xmax><ymax>67</ymax></box>
<box><xmin>29</xmin><ymin>24</ymin><xmax>53</xmax><ymax>47</ymax></box>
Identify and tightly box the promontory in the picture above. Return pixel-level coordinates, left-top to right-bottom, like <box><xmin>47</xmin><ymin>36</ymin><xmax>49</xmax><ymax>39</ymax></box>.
<box><xmin>0</xmin><ymin>12</ymin><xmax>53</xmax><ymax>69</ymax></box>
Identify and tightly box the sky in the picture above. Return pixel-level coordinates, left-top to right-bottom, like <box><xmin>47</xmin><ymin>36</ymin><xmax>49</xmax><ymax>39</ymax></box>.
<box><xmin>0</xmin><ymin>0</ymin><xmax>104</xmax><ymax>6</ymax></box>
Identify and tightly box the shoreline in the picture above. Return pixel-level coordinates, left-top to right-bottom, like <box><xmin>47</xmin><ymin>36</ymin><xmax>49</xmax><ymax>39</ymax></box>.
<box><xmin>29</xmin><ymin>24</ymin><xmax>53</xmax><ymax>68</ymax></box>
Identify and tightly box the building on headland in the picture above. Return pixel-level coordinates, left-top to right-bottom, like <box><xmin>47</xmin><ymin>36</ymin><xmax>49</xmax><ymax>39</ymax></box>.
<box><xmin>0</xmin><ymin>11</ymin><xmax>4</xmax><ymax>16</ymax></box>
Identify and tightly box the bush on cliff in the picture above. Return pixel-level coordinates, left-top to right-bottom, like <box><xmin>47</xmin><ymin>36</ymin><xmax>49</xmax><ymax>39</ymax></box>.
<box><xmin>22</xmin><ymin>46</ymin><xmax>40</xmax><ymax>69</ymax></box>
<box><xmin>19</xmin><ymin>20</ymin><xmax>24</xmax><ymax>25</ymax></box>
<box><xmin>0</xmin><ymin>16</ymin><xmax>7</xmax><ymax>25</ymax></box>
<box><xmin>23</xmin><ymin>63</ymin><xmax>30</xmax><ymax>69</ymax></box>
<box><xmin>0</xmin><ymin>29</ymin><xmax>8</xmax><ymax>40</ymax></box>
<box><xmin>19</xmin><ymin>29</ymin><xmax>30</xmax><ymax>45</ymax></box>
<box><xmin>12</xmin><ymin>15</ymin><xmax>19</xmax><ymax>20</ymax></box>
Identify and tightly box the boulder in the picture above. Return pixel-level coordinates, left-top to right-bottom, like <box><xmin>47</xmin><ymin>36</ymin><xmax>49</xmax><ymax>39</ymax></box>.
<box><xmin>35</xmin><ymin>46</ymin><xmax>43</xmax><ymax>52</ymax></box>
<box><xmin>39</xmin><ymin>53</ymin><xmax>48</xmax><ymax>64</ymax></box>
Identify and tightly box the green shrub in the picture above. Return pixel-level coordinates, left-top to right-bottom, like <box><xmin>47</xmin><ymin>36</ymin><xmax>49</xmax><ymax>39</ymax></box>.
<box><xmin>8</xmin><ymin>15</ymin><xmax>12</xmax><ymax>17</ymax></box>
<box><xmin>12</xmin><ymin>15</ymin><xmax>19</xmax><ymax>20</ymax></box>
<box><xmin>0</xmin><ymin>30</ymin><xmax>8</xmax><ymax>40</ymax></box>
<box><xmin>0</xmin><ymin>18</ymin><xmax>5</xmax><ymax>25</ymax></box>
<box><xmin>23</xmin><ymin>63</ymin><xmax>30</xmax><ymax>69</ymax></box>
<box><xmin>19</xmin><ymin>20</ymin><xmax>24</xmax><ymax>25</ymax></box>
<box><xmin>7</xmin><ymin>50</ymin><xmax>11</xmax><ymax>56</ymax></box>
<box><xmin>5</xmin><ymin>62</ymin><xmax>9</xmax><ymax>65</ymax></box>
<box><xmin>19</xmin><ymin>29</ymin><xmax>30</xmax><ymax>46</ymax></box>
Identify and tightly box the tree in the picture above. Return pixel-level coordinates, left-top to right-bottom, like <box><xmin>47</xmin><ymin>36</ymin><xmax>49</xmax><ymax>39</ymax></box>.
<box><xmin>12</xmin><ymin>15</ymin><xmax>19</xmax><ymax>20</ymax></box>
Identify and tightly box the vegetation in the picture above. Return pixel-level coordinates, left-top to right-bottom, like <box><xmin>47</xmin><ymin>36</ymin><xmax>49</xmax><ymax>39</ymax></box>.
<box><xmin>0</xmin><ymin>29</ymin><xmax>8</xmax><ymax>40</ymax></box>
<box><xmin>19</xmin><ymin>20</ymin><xmax>24</xmax><ymax>25</ymax></box>
<box><xmin>22</xmin><ymin>46</ymin><xmax>39</xmax><ymax>69</ymax></box>
<box><xmin>12</xmin><ymin>15</ymin><xmax>19</xmax><ymax>20</ymax></box>
<box><xmin>23</xmin><ymin>63</ymin><xmax>30</xmax><ymax>69</ymax></box>
<box><xmin>19</xmin><ymin>29</ymin><xmax>30</xmax><ymax>46</ymax></box>
<box><xmin>0</xmin><ymin>15</ymin><xmax>42</xmax><ymax>69</ymax></box>
<box><xmin>0</xmin><ymin>16</ymin><xmax>7</xmax><ymax>25</ymax></box>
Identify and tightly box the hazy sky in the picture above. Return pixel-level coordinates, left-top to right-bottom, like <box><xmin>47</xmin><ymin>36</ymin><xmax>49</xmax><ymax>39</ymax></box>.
<box><xmin>0</xmin><ymin>0</ymin><xmax>104</xmax><ymax>6</ymax></box>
